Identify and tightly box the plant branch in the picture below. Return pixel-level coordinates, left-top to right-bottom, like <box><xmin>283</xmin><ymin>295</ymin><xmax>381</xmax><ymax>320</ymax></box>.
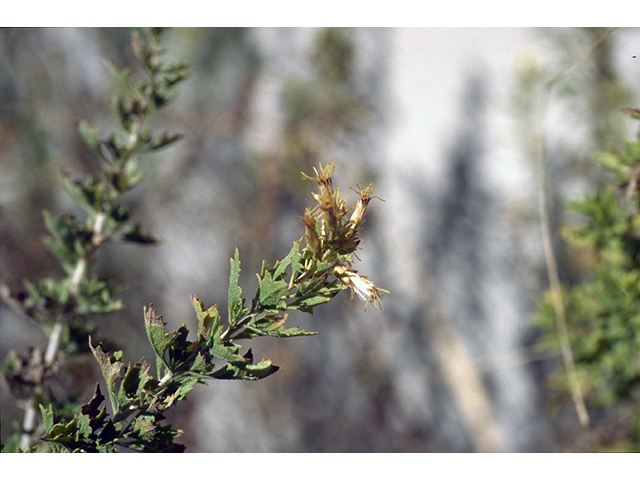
<box><xmin>536</xmin><ymin>27</ymin><xmax>620</xmax><ymax>428</ymax></box>
<box><xmin>3</xmin><ymin>28</ymin><xmax>191</xmax><ymax>453</ymax></box>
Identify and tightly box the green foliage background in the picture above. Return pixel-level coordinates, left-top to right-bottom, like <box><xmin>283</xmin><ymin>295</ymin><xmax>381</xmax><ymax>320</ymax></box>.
<box><xmin>537</xmin><ymin>126</ymin><xmax>640</xmax><ymax>450</ymax></box>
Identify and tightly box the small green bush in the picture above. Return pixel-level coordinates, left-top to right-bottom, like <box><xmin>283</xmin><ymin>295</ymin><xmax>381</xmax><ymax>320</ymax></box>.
<box><xmin>1</xmin><ymin>28</ymin><xmax>385</xmax><ymax>453</ymax></box>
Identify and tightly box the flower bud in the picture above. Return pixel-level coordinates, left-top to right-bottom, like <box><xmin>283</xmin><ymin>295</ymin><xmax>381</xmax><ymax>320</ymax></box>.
<box><xmin>348</xmin><ymin>184</ymin><xmax>374</xmax><ymax>235</ymax></box>
<box><xmin>302</xmin><ymin>209</ymin><xmax>322</xmax><ymax>258</ymax></box>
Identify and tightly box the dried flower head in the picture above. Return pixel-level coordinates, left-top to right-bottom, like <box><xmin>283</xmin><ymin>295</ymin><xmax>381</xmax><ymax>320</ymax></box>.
<box><xmin>302</xmin><ymin>162</ymin><xmax>384</xmax><ymax>256</ymax></box>
<box><xmin>334</xmin><ymin>264</ymin><xmax>388</xmax><ymax>310</ymax></box>
<box><xmin>302</xmin><ymin>162</ymin><xmax>348</xmax><ymax>242</ymax></box>
<box><xmin>300</xmin><ymin>162</ymin><xmax>387</xmax><ymax>310</ymax></box>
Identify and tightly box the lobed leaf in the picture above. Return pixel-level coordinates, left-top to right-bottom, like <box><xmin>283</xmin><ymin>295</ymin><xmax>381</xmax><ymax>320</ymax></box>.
<box><xmin>256</xmin><ymin>271</ymin><xmax>288</xmax><ymax>311</ymax></box>
<box><xmin>228</xmin><ymin>248</ymin><xmax>246</xmax><ymax>326</ymax></box>
<box><xmin>191</xmin><ymin>295</ymin><xmax>220</xmax><ymax>336</ymax></box>
<box><xmin>244</xmin><ymin>313</ymin><xmax>316</xmax><ymax>338</ymax></box>
<box><xmin>144</xmin><ymin>305</ymin><xmax>180</xmax><ymax>375</ymax></box>
<box><xmin>117</xmin><ymin>361</ymin><xmax>151</xmax><ymax>407</ymax></box>
<box><xmin>211</xmin><ymin>359</ymin><xmax>279</xmax><ymax>381</ymax></box>
<box><xmin>89</xmin><ymin>339</ymin><xmax>124</xmax><ymax>414</ymax></box>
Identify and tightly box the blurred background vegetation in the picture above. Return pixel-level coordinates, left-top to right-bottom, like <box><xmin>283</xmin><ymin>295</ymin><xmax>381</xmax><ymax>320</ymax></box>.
<box><xmin>2</xmin><ymin>27</ymin><xmax>640</xmax><ymax>452</ymax></box>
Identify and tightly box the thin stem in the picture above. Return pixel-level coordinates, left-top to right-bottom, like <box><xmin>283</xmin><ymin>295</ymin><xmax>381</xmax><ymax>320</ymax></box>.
<box><xmin>220</xmin><ymin>312</ymin><xmax>257</xmax><ymax>342</ymax></box>
<box><xmin>19</xmin><ymin>197</ymin><xmax>105</xmax><ymax>449</ymax></box>
<box><xmin>44</xmin><ymin>322</ymin><xmax>63</xmax><ymax>365</ymax></box>
<box><xmin>158</xmin><ymin>371</ymin><xmax>174</xmax><ymax>389</ymax></box>
<box><xmin>536</xmin><ymin>27</ymin><xmax>619</xmax><ymax>428</ymax></box>
<box><xmin>93</xmin><ymin>212</ymin><xmax>106</xmax><ymax>236</ymax></box>
<box><xmin>70</xmin><ymin>258</ymin><xmax>86</xmax><ymax>293</ymax></box>
<box><xmin>19</xmin><ymin>319</ymin><xmax>64</xmax><ymax>450</ymax></box>
<box><xmin>19</xmin><ymin>401</ymin><xmax>36</xmax><ymax>451</ymax></box>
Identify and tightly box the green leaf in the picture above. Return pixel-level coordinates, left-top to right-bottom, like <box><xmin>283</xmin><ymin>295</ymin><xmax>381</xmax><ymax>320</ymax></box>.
<box><xmin>40</xmin><ymin>416</ymin><xmax>76</xmax><ymax>452</ymax></box>
<box><xmin>112</xmin><ymin>223</ymin><xmax>160</xmax><ymax>244</ymax></box>
<box><xmin>287</xmin><ymin>277</ymin><xmax>345</xmax><ymax>313</ymax></box>
<box><xmin>245</xmin><ymin>313</ymin><xmax>316</xmax><ymax>338</ymax></box>
<box><xmin>290</xmin><ymin>284</ymin><xmax>345</xmax><ymax>313</ymax></box>
<box><xmin>273</xmin><ymin>242</ymin><xmax>298</xmax><ymax>280</ymax></box>
<box><xmin>288</xmin><ymin>294</ymin><xmax>332</xmax><ymax>313</ymax></box>
<box><xmin>211</xmin><ymin>359</ymin><xmax>280</xmax><ymax>380</ymax></box>
<box><xmin>118</xmin><ymin>361</ymin><xmax>151</xmax><ymax>406</ymax></box>
<box><xmin>244</xmin><ymin>359</ymin><xmax>280</xmax><ymax>377</ymax></box>
<box><xmin>132</xmin><ymin>414</ymin><xmax>157</xmax><ymax>442</ymax></box>
<box><xmin>144</xmin><ymin>305</ymin><xmax>180</xmax><ymax>375</ymax></box>
<box><xmin>114</xmin><ymin>96</ymin><xmax>139</xmax><ymax>131</ymax></box>
<box><xmin>174</xmin><ymin>377</ymin><xmax>198</xmax><ymax>400</ymax></box>
<box><xmin>165</xmin><ymin>324</ymin><xmax>193</xmax><ymax>367</ymax></box>
<box><xmin>98</xmin><ymin>133</ymin><xmax>128</xmax><ymax>164</ymax></box>
<box><xmin>104</xmin><ymin>60</ymin><xmax>138</xmax><ymax>99</ymax></box>
<box><xmin>290</xmin><ymin>240</ymin><xmax>303</xmax><ymax>280</ymax></box>
<box><xmin>256</xmin><ymin>271</ymin><xmax>288</xmax><ymax>310</ymax></box>
<box><xmin>40</xmin><ymin>404</ymin><xmax>102</xmax><ymax>452</ymax></box>
<box><xmin>76</xmin><ymin>413</ymin><xmax>92</xmax><ymax>439</ymax></box>
<box><xmin>228</xmin><ymin>248</ymin><xmax>246</xmax><ymax>326</ymax></box>
<box><xmin>75</xmin><ymin>276</ymin><xmax>124</xmax><ymax>315</ymax></box>
<box><xmin>596</xmin><ymin>151</ymin><xmax>630</xmax><ymax>179</ymax></box>
<box><xmin>190</xmin><ymin>351</ymin><xmax>210</xmax><ymax>374</ymax></box>
<box><xmin>89</xmin><ymin>338</ymin><xmax>124</xmax><ymax>413</ymax></box>
<box><xmin>192</xmin><ymin>296</ymin><xmax>220</xmax><ymax>339</ymax></box>
<box><xmin>40</xmin><ymin>404</ymin><xmax>56</xmax><ymax>433</ymax></box>
<box><xmin>61</xmin><ymin>174</ymin><xmax>107</xmax><ymax>216</ymax></box>
<box><xmin>149</xmin><ymin>131</ymin><xmax>182</xmax><ymax>150</ymax></box>
<box><xmin>209</xmin><ymin>338</ymin><xmax>247</xmax><ymax>365</ymax></box>
<box><xmin>78</xmin><ymin>120</ymin><xmax>100</xmax><ymax>151</ymax></box>
<box><xmin>42</xmin><ymin>211</ymin><xmax>84</xmax><ymax>273</ymax></box>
